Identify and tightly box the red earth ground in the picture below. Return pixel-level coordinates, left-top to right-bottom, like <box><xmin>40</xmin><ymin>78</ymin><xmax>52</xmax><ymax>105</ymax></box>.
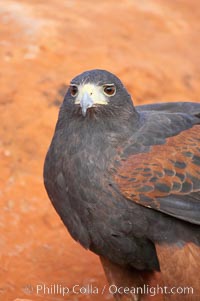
<box><xmin>0</xmin><ymin>1</ymin><xmax>200</xmax><ymax>301</ymax></box>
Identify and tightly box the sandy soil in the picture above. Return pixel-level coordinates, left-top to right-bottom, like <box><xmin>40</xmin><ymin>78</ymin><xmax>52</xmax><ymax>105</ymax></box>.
<box><xmin>0</xmin><ymin>1</ymin><xmax>200</xmax><ymax>300</ymax></box>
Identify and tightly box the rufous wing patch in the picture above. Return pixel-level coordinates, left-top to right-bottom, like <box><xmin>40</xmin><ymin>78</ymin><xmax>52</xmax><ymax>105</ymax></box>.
<box><xmin>114</xmin><ymin>126</ymin><xmax>200</xmax><ymax>209</ymax></box>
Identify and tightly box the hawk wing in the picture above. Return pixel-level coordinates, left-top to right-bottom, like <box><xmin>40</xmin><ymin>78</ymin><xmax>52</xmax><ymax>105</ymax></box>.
<box><xmin>113</xmin><ymin>104</ymin><xmax>200</xmax><ymax>225</ymax></box>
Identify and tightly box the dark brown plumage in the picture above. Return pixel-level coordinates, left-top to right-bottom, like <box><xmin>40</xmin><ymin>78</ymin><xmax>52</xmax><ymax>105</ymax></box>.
<box><xmin>44</xmin><ymin>70</ymin><xmax>200</xmax><ymax>300</ymax></box>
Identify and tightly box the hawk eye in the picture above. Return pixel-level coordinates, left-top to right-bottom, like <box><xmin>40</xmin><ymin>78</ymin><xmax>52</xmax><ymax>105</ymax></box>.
<box><xmin>70</xmin><ymin>85</ymin><xmax>78</xmax><ymax>97</ymax></box>
<box><xmin>103</xmin><ymin>84</ymin><xmax>116</xmax><ymax>96</ymax></box>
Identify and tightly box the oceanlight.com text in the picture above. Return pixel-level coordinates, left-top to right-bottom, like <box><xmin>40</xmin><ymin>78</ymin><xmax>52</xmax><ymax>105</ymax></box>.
<box><xmin>23</xmin><ymin>283</ymin><xmax>194</xmax><ymax>297</ymax></box>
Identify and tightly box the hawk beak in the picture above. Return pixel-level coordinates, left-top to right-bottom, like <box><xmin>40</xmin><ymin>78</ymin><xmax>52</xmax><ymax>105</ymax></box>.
<box><xmin>80</xmin><ymin>92</ymin><xmax>94</xmax><ymax>117</ymax></box>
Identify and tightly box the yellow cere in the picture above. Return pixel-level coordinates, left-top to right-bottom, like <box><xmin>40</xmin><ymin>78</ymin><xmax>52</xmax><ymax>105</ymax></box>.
<box><xmin>74</xmin><ymin>84</ymin><xmax>108</xmax><ymax>105</ymax></box>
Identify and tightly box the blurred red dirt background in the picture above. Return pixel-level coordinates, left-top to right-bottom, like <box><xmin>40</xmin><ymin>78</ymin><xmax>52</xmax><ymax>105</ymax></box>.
<box><xmin>0</xmin><ymin>1</ymin><xmax>200</xmax><ymax>301</ymax></box>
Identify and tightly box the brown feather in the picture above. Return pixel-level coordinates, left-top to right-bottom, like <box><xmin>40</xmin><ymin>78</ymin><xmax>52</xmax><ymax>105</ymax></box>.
<box><xmin>155</xmin><ymin>243</ymin><xmax>200</xmax><ymax>300</ymax></box>
<box><xmin>114</xmin><ymin>126</ymin><xmax>200</xmax><ymax>209</ymax></box>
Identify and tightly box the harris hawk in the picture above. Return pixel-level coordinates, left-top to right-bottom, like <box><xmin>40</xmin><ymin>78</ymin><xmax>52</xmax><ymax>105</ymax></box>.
<box><xmin>44</xmin><ymin>70</ymin><xmax>200</xmax><ymax>301</ymax></box>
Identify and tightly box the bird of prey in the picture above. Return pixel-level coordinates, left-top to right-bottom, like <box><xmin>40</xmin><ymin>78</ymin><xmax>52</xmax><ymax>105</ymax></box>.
<box><xmin>44</xmin><ymin>70</ymin><xmax>200</xmax><ymax>301</ymax></box>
